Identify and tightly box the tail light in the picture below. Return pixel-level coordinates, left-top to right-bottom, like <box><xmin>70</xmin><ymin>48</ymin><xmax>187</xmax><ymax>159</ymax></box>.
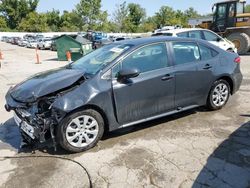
<box><xmin>234</xmin><ymin>56</ymin><xmax>241</xmax><ymax>64</ymax></box>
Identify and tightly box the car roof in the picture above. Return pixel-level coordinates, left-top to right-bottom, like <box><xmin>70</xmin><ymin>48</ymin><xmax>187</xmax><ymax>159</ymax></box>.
<box><xmin>115</xmin><ymin>36</ymin><xmax>206</xmax><ymax>46</ymax></box>
<box><xmin>158</xmin><ymin>28</ymin><xmax>210</xmax><ymax>34</ymax></box>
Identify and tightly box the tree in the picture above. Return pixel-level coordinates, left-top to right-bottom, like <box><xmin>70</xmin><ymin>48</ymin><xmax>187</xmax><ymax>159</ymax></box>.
<box><xmin>112</xmin><ymin>1</ymin><xmax>128</xmax><ymax>32</ymax></box>
<box><xmin>18</xmin><ymin>12</ymin><xmax>49</xmax><ymax>32</ymax></box>
<box><xmin>155</xmin><ymin>6</ymin><xmax>176</xmax><ymax>28</ymax></box>
<box><xmin>75</xmin><ymin>0</ymin><xmax>102</xmax><ymax>30</ymax></box>
<box><xmin>0</xmin><ymin>0</ymin><xmax>39</xmax><ymax>29</ymax></box>
<box><xmin>45</xmin><ymin>9</ymin><xmax>61</xmax><ymax>31</ymax></box>
<box><xmin>184</xmin><ymin>7</ymin><xmax>200</xmax><ymax>18</ymax></box>
<box><xmin>140</xmin><ymin>16</ymin><xmax>157</xmax><ymax>32</ymax></box>
<box><xmin>0</xmin><ymin>16</ymin><xmax>8</xmax><ymax>31</ymax></box>
<box><xmin>126</xmin><ymin>3</ymin><xmax>146</xmax><ymax>32</ymax></box>
<box><xmin>245</xmin><ymin>4</ymin><xmax>250</xmax><ymax>13</ymax></box>
<box><xmin>60</xmin><ymin>11</ymin><xmax>80</xmax><ymax>32</ymax></box>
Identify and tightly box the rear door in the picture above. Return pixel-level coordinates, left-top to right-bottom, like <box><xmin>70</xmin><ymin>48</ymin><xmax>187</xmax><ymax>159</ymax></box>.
<box><xmin>172</xmin><ymin>41</ymin><xmax>219</xmax><ymax>108</ymax></box>
<box><xmin>171</xmin><ymin>41</ymin><xmax>201</xmax><ymax>107</ymax></box>
<box><xmin>112</xmin><ymin>42</ymin><xmax>175</xmax><ymax>124</ymax></box>
<box><xmin>196</xmin><ymin>44</ymin><xmax>220</xmax><ymax>100</ymax></box>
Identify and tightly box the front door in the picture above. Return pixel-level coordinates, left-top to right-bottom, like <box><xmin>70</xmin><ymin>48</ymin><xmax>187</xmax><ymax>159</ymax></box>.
<box><xmin>112</xmin><ymin>43</ymin><xmax>175</xmax><ymax>124</ymax></box>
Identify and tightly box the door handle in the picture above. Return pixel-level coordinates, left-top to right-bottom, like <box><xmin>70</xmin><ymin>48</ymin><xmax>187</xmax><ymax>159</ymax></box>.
<box><xmin>161</xmin><ymin>74</ymin><xmax>174</xmax><ymax>81</ymax></box>
<box><xmin>203</xmin><ymin>64</ymin><xmax>212</xmax><ymax>70</ymax></box>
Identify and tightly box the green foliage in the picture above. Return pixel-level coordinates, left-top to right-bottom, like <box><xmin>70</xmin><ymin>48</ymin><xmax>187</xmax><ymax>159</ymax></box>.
<box><xmin>60</xmin><ymin>11</ymin><xmax>81</xmax><ymax>32</ymax></box>
<box><xmin>0</xmin><ymin>0</ymin><xmax>215</xmax><ymax>33</ymax></box>
<box><xmin>75</xmin><ymin>0</ymin><xmax>102</xmax><ymax>30</ymax></box>
<box><xmin>245</xmin><ymin>4</ymin><xmax>250</xmax><ymax>13</ymax></box>
<box><xmin>45</xmin><ymin>9</ymin><xmax>61</xmax><ymax>31</ymax></box>
<box><xmin>0</xmin><ymin>16</ymin><xmax>8</xmax><ymax>31</ymax></box>
<box><xmin>0</xmin><ymin>0</ymin><xmax>39</xmax><ymax>29</ymax></box>
<box><xmin>112</xmin><ymin>1</ymin><xmax>128</xmax><ymax>32</ymax></box>
<box><xmin>18</xmin><ymin>12</ymin><xmax>49</xmax><ymax>32</ymax></box>
<box><xmin>125</xmin><ymin>3</ymin><xmax>146</xmax><ymax>33</ymax></box>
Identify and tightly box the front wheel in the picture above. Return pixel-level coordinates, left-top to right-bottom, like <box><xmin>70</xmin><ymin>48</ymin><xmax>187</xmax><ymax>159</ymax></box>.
<box><xmin>207</xmin><ymin>80</ymin><xmax>230</xmax><ymax>110</ymax></box>
<box><xmin>57</xmin><ymin>109</ymin><xmax>104</xmax><ymax>153</ymax></box>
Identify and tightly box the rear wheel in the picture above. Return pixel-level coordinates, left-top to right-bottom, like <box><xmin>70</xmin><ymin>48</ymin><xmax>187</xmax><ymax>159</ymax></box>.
<box><xmin>207</xmin><ymin>80</ymin><xmax>230</xmax><ymax>110</ymax></box>
<box><xmin>57</xmin><ymin>109</ymin><xmax>104</xmax><ymax>153</ymax></box>
<box><xmin>227</xmin><ymin>32</ymin><xmax>250</xmax><ymax>55</ymax></box>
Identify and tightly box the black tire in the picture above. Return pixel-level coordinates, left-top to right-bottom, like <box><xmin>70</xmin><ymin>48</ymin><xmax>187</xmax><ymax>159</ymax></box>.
<box><xmin>227</xmin><ymin>32</ymin><xmax>250</xmax><ymax>55</ymax></box>
<box><xmin>207</xmin><ymin>80</ymin><xmax>230</xmax><ymax>111</ymax></box>
<box><xmin>57</xmin><ymin>109</ymin><xmax>104</xmax><ymax>153</ymax></box>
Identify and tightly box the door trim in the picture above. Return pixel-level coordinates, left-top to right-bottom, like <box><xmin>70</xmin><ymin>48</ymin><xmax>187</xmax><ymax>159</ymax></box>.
<box><xmin>120</xmin><ymin>104</ymin><xmax>199</xmax><ymax>128</ymax></box>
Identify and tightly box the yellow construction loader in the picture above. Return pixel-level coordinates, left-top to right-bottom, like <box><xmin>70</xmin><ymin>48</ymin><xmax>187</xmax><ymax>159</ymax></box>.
<box><xmin>189</xmin><ymin>0</ymin><xmax>250</xmax><ymax>54</ymax></box>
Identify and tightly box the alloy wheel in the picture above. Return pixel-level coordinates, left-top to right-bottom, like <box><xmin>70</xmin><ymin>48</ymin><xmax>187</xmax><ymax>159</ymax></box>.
<box><xmin>212</xmin><ymin>83</ymin><xmax>229</xmax><ymax>107</ymax></box>
<box><xmin>66</xmin><ymin>115</ymin><xmax>99</xmax><ymax>148</ymax></box>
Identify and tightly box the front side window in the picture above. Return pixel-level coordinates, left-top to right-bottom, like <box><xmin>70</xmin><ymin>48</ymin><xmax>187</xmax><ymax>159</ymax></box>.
<box><xmin>203</xmin><ymin>31</ymin><xmax>220</xmax><ymax>41</ymax></box>
<box><xmin>173</xmin><ymin>42</ymin><xmax>200</xmax><ymax>65</ymax></box>
<box><xmin>121</xmin><ymin>43</ymin><xmax>168</xmax><ymax>73</ymax></box>
<box><xmin>189</xmin><ymin>31</ymin><xmax>203</xmax><ymax>39</ymax></box>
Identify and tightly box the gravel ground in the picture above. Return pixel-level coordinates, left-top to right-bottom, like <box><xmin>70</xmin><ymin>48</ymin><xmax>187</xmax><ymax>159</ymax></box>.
<box><xmin>0</xmin><ymin>41</ymin><xmax>250</xmax><ymax>188</ymax></box>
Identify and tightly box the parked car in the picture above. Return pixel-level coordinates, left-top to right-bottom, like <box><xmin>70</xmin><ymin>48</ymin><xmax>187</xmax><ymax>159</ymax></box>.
<box><xmin>92</xmin><ymin>38</ymin><xmax>112</xmax><ymax>49</ymax></box>
<box><xmin>37</xmin><ymin>38</ymin><xmax>52</xmax><ymax>50</ymax></box>
<box><xmin>26</xmin><ymin>40</ymin><xmax>38</xmax><ymax>48</ymax></box>
<box><xmin>5</xmin><ymin>37</ymin><xmax>242</xmax><ymax>153</ymax></box>
<box><xmin>11</xmin><ymin>37</ymin><xmax>21</xmax><ymax>45</ymax></box>
<box><xmin>1</xmin><ymin>36</ymin><xmax>8</xmax><ymax>42</ymax></box>
<box><xmin>50</xmin><ymin>39</ymin><xmax>57</xmax><ymax>51</ymax></box>
<box><xmin>18</xmin><ymin>39</ymin><xmax>29</xmax><ymax>47</ymax></box>
<box><xmin>152</xmin><ymin>28</ymin><xmax>237</xmax><ymax>53</ymax></box>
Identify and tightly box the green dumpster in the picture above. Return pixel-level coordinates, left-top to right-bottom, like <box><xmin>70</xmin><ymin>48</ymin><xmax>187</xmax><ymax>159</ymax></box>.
<box><xmin>70</xmin><ymin>48</ymin><xmax>82</xmax><ymax>61</ymax></box>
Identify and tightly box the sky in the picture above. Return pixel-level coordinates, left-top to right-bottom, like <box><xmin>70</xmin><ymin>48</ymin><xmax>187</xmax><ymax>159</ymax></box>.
<box><xmin>37</xmin><ymin>0</ymin><xmax>250</xmax><ymax>17</ymax></box>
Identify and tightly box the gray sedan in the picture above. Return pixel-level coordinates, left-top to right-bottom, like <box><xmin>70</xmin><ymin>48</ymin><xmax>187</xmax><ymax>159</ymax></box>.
<box><xmin>5</xmin><ymin>37</ymin><xmax>243</xmax><ymax>152</ymax></box>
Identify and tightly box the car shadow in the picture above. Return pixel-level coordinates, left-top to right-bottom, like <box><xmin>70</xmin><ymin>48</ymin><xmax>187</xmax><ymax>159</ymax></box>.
<box><xmin>0</xmin><ymin>118</ymin><xmax>21</xmax><ymax>150</ymax></box>
<box><xmin>193</xmin><ymin>118</ymin><xmax>250</xmax><ymax>187</ymax></box>
<box><xmin>0</xmin><ymin>107</ymin><xmax>202</xmax><ymax>155</ymax></box>
<box><xmin>102</xmin><ymin>107</ymin><xmax>200</xmax><ymax>140</ymax></box>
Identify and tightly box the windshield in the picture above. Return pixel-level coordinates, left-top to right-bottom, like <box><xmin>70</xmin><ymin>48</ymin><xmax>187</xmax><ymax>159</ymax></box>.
<box><xmin>70</xmin><ymin>43</ymin><xmax>133</xmax><ymax>75</ymax></box>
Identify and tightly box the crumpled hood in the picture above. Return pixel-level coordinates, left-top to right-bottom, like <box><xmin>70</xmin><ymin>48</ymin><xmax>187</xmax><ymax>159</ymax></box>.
<box><xmin>10</xmin><ymin>67</ymin><xmax>85</xmax><ymax>103</ymax></box>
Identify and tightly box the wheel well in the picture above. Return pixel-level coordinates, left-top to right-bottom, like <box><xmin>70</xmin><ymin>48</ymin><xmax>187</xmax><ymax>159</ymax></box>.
<box><xmin>218</xmin><ymin>76</ymin><xmax>234</xmax><ymax>94</ymax></box>
<box><xmin>70</xmin><ymin>104</ymin><xmax>110</xmax><ymax>132</ymax></box>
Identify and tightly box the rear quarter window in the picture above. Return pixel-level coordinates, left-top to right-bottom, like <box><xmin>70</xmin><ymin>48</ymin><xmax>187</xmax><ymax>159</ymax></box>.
<box><xmin>199</xmin><ymin>44</ymin><xmax>219</xmax><ymax>60</ymax></box>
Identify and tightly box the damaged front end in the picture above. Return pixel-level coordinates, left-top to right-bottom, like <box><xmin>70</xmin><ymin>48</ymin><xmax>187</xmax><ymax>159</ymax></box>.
<box><xmin>5</xmin><ymin>67</ymin><xmax>86</xmax><ymax>151</ymax></box>
<box><xmin>5</xmin><ymin>93</ymin><xmax>66</xmax><ymax>151</ymax></box>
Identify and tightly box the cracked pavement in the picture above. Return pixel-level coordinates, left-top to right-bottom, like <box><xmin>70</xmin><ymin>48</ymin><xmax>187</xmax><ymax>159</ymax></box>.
<box><xmin>0</xmin><ymin>42</ymin><xmax>250</xmax><ymax>188</ymax></box>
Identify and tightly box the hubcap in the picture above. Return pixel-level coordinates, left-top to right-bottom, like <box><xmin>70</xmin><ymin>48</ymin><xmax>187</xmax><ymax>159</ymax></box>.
<box><xmin>66</xmin><ymin>115</ymin><xmax>99</xmax><ymax>148</ymax></box>
<box><xmin>212</xmin><ymin>83</ymin><xmax>229</xmax><ymax>107</ymax></box>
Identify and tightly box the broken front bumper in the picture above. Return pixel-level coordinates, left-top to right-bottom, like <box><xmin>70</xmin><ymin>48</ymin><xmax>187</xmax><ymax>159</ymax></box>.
<box><xmin>13</xmin><ymin>112</ymin><xmax>36</xmax><ymax>139</ymax></box>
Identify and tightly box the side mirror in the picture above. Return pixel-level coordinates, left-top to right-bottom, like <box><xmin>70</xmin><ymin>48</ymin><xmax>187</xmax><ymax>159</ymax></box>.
<box><xmin>117</xmin><ymin>68</ymin><xmax>140</xmax><ymax>82</ymax></box>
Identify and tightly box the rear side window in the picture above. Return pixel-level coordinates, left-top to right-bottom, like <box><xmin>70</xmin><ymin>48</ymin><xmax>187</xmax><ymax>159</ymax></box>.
<box><xmin>173</xmin><ymin>42</ymin><xmax>200</xmax><ymax>65</ymax></box>
<box><xmin>189</xmin><ymin>31</ymin><xmax>203</xmax><ymax>39</ymax></box>
<box><xmin>203</xmin><ymin>31</ymin><xmax>219</xmax><ymax>41</ymax></box>
<box><xmin>199</xmin><ymin>44</ymin><xmax>219</xmax><ymax>60</ymax></box>
<box><xmin>176</xmin><ymin>32</ymin><xmax>188</xmax><ymax>38</ymax></box>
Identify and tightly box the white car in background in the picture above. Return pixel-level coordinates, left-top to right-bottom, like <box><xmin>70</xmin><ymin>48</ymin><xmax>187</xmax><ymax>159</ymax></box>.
<box><xmin>152</xmin><ymin>28</ymin><xmax>237</xmax><ymax>53</ymax></box>
<box><xmin>37</xmin><ymin>38</ymin><xmax>52</xmax><ymax>50</ymax></box>
<box><xmin>27</xmin><ymin>40</ymin><xmax>38</xmax><ymax>48</ymax></box>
